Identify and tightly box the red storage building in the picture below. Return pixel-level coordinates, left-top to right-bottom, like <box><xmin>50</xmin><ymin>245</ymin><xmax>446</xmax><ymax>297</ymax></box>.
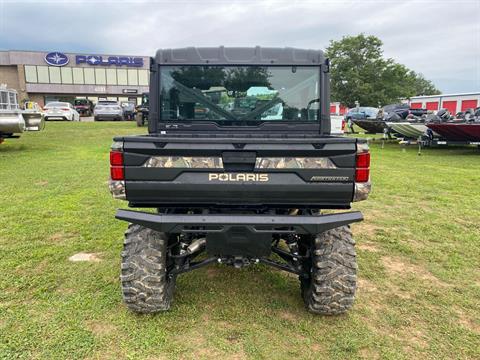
<box><xmin>330</xmin><ymin>102</ymin><xmax>348</xmax><ymax>115</ymax></box>
<box><xmin>408</xmin><ymin>92</ymin><xmax>480</xmax><ymax>114</ymax></box>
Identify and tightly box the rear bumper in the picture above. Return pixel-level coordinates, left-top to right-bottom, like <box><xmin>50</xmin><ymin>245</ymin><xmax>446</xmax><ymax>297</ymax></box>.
<box><xmin>115</xmin><ymin>209</ymin><xmax>363</xmax><ymax>234</ymax></box>
<box><xmin>95</xmin><ymin>114</ymin><xmax>123</xmax><ymax>120</ymax></box>
<box><xmin>45</xmin><ymin>115</ymin><xmax>68</xmax><ymax>121</ymax></box>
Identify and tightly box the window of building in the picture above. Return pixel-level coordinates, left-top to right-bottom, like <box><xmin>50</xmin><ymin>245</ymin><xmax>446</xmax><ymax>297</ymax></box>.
<box><xmin>95</xmin><ymin>68</ymin><xmax>106</xmax><ymax>85</ymax></box>
<box><xmin>87</xmin><ymin>96</ymin><xmax>98</xmax><ymax>104</ymax></box>
<box><xmin>25</xmin><ymin>65</ymin><xmax>38</xmax><ymax>83</ymax></box>
<box><xmin>61</xmin><ymin>67</ymin><xmax>73</xmax><ymax>84</ymax></box>
<box><xmin>138</xmin><ymin>70</ymin><xmax>149</xmax><ymax>86</ymax></box>
<box><xmin>117</xmin><ymin>69</ymin><xmax>128</xmax><ymax>85</ymax></box>
<box><xmin>37</xmin><ymin>66</ymin><xmax>49</xmax><ymax>83</ymax></box>
<box><xmin>73</xmin><ymin>68</ymin><xmax>84</xmax><ymax>84</ymax></box>
<box><xmin>49</xmin><ymin>66</ymin><xmax>61</xmax><ymax>84</ymax></box>
<box><xmin>127</xmin><ymin>69</ymin><xmax>138</xmax><ymax>86</ymax></box>
<box><xmin>106</xmin><ymin>68</ymin><xmax>117</xmax><ymax>85</ymax></box>
<box><xmin>84</xmin><ymin>68</ymin><xmax>95</xmax><ymax>85</ymax></box>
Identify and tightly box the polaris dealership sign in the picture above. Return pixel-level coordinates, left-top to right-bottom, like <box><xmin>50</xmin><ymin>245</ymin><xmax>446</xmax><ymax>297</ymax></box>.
<box><xmin>76</xmin><ymin>55</ymin><xmax>143</xmax><ymax>67</ymax></box>
<box><xmin>44</xmin><ymin>52</ymin><xmax>69</xmax><ymax>66</ymax></box>
<box><xmin>43</xmin><ymin>52</ymin><xmax>144</xmax><ymax>67</ymax></box>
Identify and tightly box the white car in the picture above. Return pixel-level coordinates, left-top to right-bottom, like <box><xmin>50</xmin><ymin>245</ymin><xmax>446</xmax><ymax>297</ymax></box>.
<box><xmin>44</xmin><ymin>102</ymin><xmax>80</xmax><ymax>121</ymax></box>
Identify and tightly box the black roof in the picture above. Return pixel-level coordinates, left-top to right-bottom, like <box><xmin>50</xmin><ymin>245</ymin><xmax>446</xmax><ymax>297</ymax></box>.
<box><xmin>154</xmin><ymin>46</ymin><xmax>324</xmax><ymax>66</ymax></box>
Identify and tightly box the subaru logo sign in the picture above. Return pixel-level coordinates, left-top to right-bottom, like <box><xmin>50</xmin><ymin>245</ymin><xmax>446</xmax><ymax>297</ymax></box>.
<box><xmin>44</xmin><ymin>52</ymin><xmax>69</xmax><ymax>67</ymax></box>
<box><xmin>76</xmin><ymin>55</ymin><xmax>143</xmax><ymax>67</ymax></box>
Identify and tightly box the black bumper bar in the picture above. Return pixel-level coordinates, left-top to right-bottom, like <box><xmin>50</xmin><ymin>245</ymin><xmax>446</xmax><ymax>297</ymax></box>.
<box><xmin>115</xmin><ymin>209</ymin><xmax>363</xmax><ymax>234</ymax></box>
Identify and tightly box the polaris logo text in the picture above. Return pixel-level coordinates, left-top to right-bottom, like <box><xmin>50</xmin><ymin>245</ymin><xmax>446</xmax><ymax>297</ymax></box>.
<box><xmin>209</xmin><ymin>173</ymin><xmax>269</xmax><ymax>182</ymax></box>
<box><xmin>76</xmin><ymin>55</ymin><xmax>144</xmax><ymax>67</ymax></box>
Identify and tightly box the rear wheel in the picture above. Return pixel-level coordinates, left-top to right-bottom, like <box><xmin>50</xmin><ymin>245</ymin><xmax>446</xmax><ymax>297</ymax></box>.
<box><xmin>136</xmin><ymin>113</ymin><xmax>144</xmax><ymax>127</ymax></box>
<box><xmin>121</xmin><ymin>224</ymin><xmax>176</xmax><ymax>313</ymax></box>
<box><xmin>300</xmin><ymin>226</ymin><xmax>357</xmax><ymax>315</ymax></box>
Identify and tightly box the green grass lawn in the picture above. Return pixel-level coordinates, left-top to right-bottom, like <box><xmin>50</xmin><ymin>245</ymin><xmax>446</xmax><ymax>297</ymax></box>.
<box><xmin>1</xmin><ymin>122</ymin><xmax>479</xmax><ymax>359</ymax></box>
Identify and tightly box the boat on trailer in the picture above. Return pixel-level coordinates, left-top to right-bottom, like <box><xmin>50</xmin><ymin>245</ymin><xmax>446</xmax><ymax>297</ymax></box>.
<box><xmin>426</xmin><ymin>122</ymin><xmax>480</xmax><ymax>142</ymax></box>
<box><xmin>0</xmin><ymin>86</ymin><xmax>44</xmax><ymax>143</ymax></box>
<box><xmin>386</xmin><ymin>122</ymin><xmax>441</xmax><ymax>139</ymax></box>
<box><xmin>352</xmin><ymin>119</ymin><xmax>386</xmax><ymax>134</ymax></box>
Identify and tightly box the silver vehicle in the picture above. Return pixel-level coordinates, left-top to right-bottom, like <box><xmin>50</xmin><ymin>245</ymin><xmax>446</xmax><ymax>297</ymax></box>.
<box><xmin>0</xmin><ymin>87</ymin><xmax>44</xmax><ymax>143</ymax></box>
<box><xmin>94</xmin><ymin>101</ymin><xmax>124</xmax><ymax>121</ymax></box>
<box><xmin>44</xmin><ymin>102</ymin><xmax>80</xmax><ymax>121</ymax></box>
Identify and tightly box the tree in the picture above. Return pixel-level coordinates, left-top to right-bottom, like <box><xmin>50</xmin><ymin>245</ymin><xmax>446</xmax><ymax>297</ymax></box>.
<box><xmin>406</xmin><ymin>71</ymin><xmax>441</xmax><ymax>97</ymax></box>
<box><xmin>325</xmin><ymin>34</ymin><xmax>440</xmax><ymax>107</ymax></box>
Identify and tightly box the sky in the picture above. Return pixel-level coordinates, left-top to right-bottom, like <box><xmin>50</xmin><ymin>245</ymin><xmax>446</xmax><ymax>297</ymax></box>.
<box><xmin>0</xmin><ymin>0</ymin><xmax>479</xmax><ymax>94</ymax></box>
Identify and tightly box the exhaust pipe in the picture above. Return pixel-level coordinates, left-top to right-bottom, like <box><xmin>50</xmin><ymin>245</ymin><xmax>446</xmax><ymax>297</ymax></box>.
<box><xmin>187</xmin><ymin>238</ymin><xmax>206</xmax><ymax>254</ymax></box>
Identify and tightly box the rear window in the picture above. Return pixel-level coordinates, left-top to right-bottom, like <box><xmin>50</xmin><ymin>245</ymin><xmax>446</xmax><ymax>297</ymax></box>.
<box><xmin>98</xmin><ymin>101</ymin><xmax>117</xmax><ymax>105</ymax></box>
<box><xmin>46</xmin><ymin>102</ymin><xmax>69</xmax><ymax>108</ymax></box>
<box><xmin>159</xmin><ymin>65</ymin><xmax>320</xmax><ymax>124</ymax></box>
<box><xmin>74</xmin><ymin>99</ymin><xmax>89</xmax><ymax>105</ymax></box>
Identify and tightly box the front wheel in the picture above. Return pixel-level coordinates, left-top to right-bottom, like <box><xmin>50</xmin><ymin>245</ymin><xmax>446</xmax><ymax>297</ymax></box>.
<box><xmin>300</xmin><ymin>226</ymin><xmax>357</xmax><ymax>315</ymax></box>
<box><xmin>121</xmin><ymin>224</ymin><xmax>176</xmax><ymax>313</ymax></box>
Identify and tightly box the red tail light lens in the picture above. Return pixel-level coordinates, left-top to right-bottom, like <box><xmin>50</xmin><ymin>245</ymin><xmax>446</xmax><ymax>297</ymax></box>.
<box><xmin>356</xmin><ymin>152</ymin><xmax>370</xmax><ymax>168</ymax></box>
<box><xmin>110</xmin><ymin>167</ymin><xmax>124</xmax><ymax>180</ymax></box>
<box><xmin>110</xmin><ymin>150</ymin><xmax>124</xmax><ymax>180</ymax></box>
<box><xmin>61</xmin><ymin>108</ymin><xmax>70</xmax><ymax>111</ymax></box>
<box><xmin>355</xmin><ymin>151</ymin><xmax>370</xmax><ymax>182</ymax></box>
<box><xmin>342</xmin><ymin>119</ymin><xmax>346</xmax><ymax>131</ymax></box>
<box><xmin>110</xmin><ymin>151</ymin><xmax>124</xmax><ymax>166</ymax></box>
<box><xmin>355</xmin><ymin>168</ymin><xmax>369</xmax><ymax>182</ymax></box>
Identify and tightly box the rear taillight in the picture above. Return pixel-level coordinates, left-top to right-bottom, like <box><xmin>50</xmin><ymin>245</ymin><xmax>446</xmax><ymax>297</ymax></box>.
<box><xmin>341</xmin><ymin>119</ymin><xmax>346</xmax><ymax>131</ymax></box>
<box><xmin>109</xmin><ymin>142</ymin><xmax>126</xmax><ymax>199</ymax></box>
<box><xmin>110</xmin><ymin>167</ymin><xmax>124</xmax><ymax>180</ymax></box>
<box><xmin>354</xmin><ymin>142</ymin><xmax>371</xmax><ymax>201</ymax></box>
<box><xmin>355</xmin><ymin>148</ymin><xmax>370</xmax><ymax>182</ymax></box>
<box><xmin>61</xmin><ymin>108</ymin><xmax>70</xmax><ymax>111</ymax></box>
<box><xmin>356</xmin><ymin>152</ymin><xmax>370</xmax><ymax>169</ymax></box>
<box><xmin>355</xmin><ymin>167</ymin><xmax>369</xmax><ymax>182</ymax></box>
<box><xmin>110</xmin><ymin>150</ymin><xmax>124</xmax><ymax>180</ymax></box>
<box><xmin>110</xmin><ymin>151</ymin><xmax>123</xmax><ymax>166</ymax></box>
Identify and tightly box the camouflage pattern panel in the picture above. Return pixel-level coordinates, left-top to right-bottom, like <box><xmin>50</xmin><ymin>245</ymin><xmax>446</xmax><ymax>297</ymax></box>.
<box><xmin>255</xmin><ymin>157</ymin><xmax>336</xmax><ymax>169</ymax></box>
<box><xmin>109</xmin><ymin>180</ymin><xmax>126</xmax><ymax>200</ymax></box>
<box><xmin>144</xmin><ymin>156</ymin><xmax>223</xmax><ymax>168</ymax></box>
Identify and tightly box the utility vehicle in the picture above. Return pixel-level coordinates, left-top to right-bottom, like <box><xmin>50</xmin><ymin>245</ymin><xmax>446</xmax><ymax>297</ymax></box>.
<box><xmin>109</xmin><ymin>47</ymin><xmax>371</xmax><ymax>314</ymax></box>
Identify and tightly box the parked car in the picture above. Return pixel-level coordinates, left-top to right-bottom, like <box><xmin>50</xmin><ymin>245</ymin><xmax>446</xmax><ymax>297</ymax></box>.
<box><xmin>120</xmin><ymin>101</ymin><xmax>136</xmax><ymax>121</ymax></box>
<box><xmin>345</xmin><ymin>107</ymin><xmax>379</xmax><ymax>121</ymax></box>
<box><xmin>74</xmin><ymin>99</ymin><xmax>94</xmax><ymax>117</ymax></box>
<box><xmin>94</xmin><ymin>102</ymin><xmax>124</xmax><ymax>121</ymax></box>
<box><xmin>44</xmin><ymin>102</ymin><xmax>80</xmax><ymax>121</ymax></box>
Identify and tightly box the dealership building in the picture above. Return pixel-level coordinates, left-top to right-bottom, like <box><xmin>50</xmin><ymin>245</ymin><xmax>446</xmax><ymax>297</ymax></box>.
<box><xmin>0</xmin><ymin>50</ymin><xmax>150</xmax><ymax>107</ymax></box>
